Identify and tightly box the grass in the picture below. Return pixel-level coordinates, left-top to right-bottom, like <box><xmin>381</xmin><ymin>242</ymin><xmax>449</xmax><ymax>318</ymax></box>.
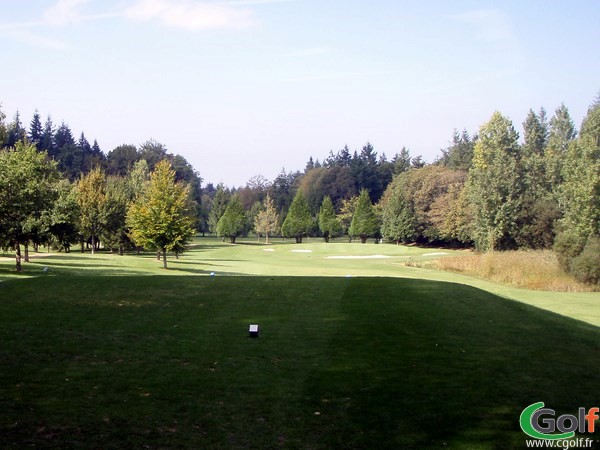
<box><xmin>1</xmin><ymin>239</ymin><xmax>599</xmax><ymax>448</ymax></box>
<box><xmin>434</xmin><ymin>250</ymin><xmax>594</xmax><ymax>292</ymax></box>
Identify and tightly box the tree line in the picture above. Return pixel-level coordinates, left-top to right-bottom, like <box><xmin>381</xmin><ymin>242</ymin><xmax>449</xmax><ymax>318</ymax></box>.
<box><xmin>0</xmin><ymin>96</ymin><xmax>598</xmax><ymax>284</ymax></box>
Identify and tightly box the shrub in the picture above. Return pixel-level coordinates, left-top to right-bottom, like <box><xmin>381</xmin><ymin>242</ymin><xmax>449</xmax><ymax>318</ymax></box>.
<box><xmin>570</xmin><ymin>237</ymin><xmax>600</xmax><ymax>285</ymax></box>
<box><xmin>553</xmin><ymin>232</ymin><xmax>586</xmax><ymax>272</ymax></box>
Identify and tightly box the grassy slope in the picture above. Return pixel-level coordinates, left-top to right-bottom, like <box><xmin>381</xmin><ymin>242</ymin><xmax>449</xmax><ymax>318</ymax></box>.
<box><xmin>1</xmin><ymin>275</ymin><xmax>599</xmax><ymax>449</ymax></box>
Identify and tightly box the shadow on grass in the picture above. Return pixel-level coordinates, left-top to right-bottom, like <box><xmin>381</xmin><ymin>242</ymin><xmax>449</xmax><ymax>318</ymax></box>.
<box><xmin>0</xmin><ymin>276</ymin><xmax>598</xmax><ymax>449</ymax></box>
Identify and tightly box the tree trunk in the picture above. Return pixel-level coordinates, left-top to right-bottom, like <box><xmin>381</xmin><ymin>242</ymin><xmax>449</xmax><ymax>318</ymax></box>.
<box><xmin>15</xmin><ymin>243</ymin><xmax>22</xmax><ymax>272</ymax></box>
<box><xmin>80</xmin><ymin>238</ymin><xmax>85</xmax><ymax>253</ymax></box>
<box><xmin>24</xmin><ymin>242</ymin><xmax>29</xmax><ymax>262</ymax></box>
<box><xmin>91</xmin><ymin>235</ymin><xmax>96</xmax><ymax>255</ymax></box>
<box><xmin>157</xmin><ymin>250</ymin><xmax>161</xmax><ymax>260</ymax></box>
<box><xmin>266</xmin><ymin>233</ymin><xmax>269</xmax><ymax>244</ymax></box>
<box><xmin>360</xmin><ymin>235</ymin><xmax>367</xmax><ymax>244</ymax></box>
<box><xmin>162</xmin><ymin>248</ymin><xmax>167</xmax><ymax>269</ymax></box>
<box><xmin>295</xmin><ymin>236</ymin><xmax>303</xmax><ymax>244</ymax></box>
<box><xmin>119</xmin><ymin>244</ymin><xmax>123</xmax><ymax>256</ymax></box>
<box><xmin>230</xmin><ymin>235</ymin><xmax>236</xmax><ymax>244</ymax></box>
<box><xmin>324</xmin><ymin>233</ymin><xmax>330</xmax><ymax>243</ymax></box>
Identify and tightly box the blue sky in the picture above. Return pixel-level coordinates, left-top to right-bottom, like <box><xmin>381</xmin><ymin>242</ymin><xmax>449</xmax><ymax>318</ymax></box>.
<box><xmin>1</xmin><ymin>0</ymin><xmax>599</xmax><ymax>187</ymax></box>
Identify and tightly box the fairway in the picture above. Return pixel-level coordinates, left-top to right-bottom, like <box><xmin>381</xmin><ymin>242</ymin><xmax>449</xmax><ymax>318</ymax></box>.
<box><xmin>1</xmin><ymin>240</ymin><xmax>599</xmax><ymax>449</ymax></box>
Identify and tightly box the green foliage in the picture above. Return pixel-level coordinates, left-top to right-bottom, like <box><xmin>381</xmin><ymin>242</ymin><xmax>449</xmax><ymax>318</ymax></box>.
<box><xmin>281</xmin><ymin>190</ymin><xmax>312</xmax><ymax>243</ymax></box>
<box><xmin>48</xmin><ymin>179</ymin><xmax>79</xmax><ymax>251</ymax></box>
<box><xmin>126</xmin><ymin>160</ymin><xmax>196</xmax><ymax>268</ymax></box>
<box><xmin>0</xmin><ymin>140</ymin><xmax>59</xmax><ymax>269</ymax></box>
<box><xmin>468</xmin><ymin>111</ymin><xmax>523</xmax><ymax>251</ymax></box>
<box><xmin>208</xmin><ymin>183</ymin><xmax>230</xmax><ymax>235</ymax></box>
<box><xmin>101</xmin><ymin>176</ymin><xmax>130</xmax><ymax>254</ymax></box>
<box><xmin>318</xmin><ymin>196</ymin><xmax>341</xmax><ymax>242</ymax></box>
<box><xmin>349</xmin><ymin>189</ymin><xmax>379</xmax><ymax>243</ymax></box>
<box><xmin>217</xmin><ymin>195</ymin><xmax>247</xmax><ymax>243</ymax></box>
<box><xmin>545</xmin><ymin>104</ymin><xmax>577</xmax><ymax>191</ymax></box>
<box><xmin>558</xmin><ymin>103</ymin><xmax>600</xmax><ymax>239</ymax></box>
<box><xmin>254</xmin><ymin>193</ymin><xmax>279</xmax><ymax>243</ymax></box>
<box><xmin>553</xmin><ymin>231</ymin><xmax>586</xmax><ymax>272</ymax></box>
<box><xmin>76</xmin><ymin>167</ymin><xmax>107</xmax><ymax>254</ymax></box>
<box><xmin>514</xmin><ymin>196</ymin><xmax>560</xmax><ymax>249</ymax></box>
<box><xmin>570</xmin><ymin>237</ymin><xmax>600</xmax><ymax>285</ymax></box>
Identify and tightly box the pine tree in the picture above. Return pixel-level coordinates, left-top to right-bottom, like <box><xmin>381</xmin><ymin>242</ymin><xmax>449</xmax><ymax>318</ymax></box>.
<box><xmin>281</xmin><ymin>190</ymin><xmax>312</xmax><ymax>243</ymax></box>
<box><xmin>40</xmin><ymin>116</ymin><xmax>56</xmax><ymax>156</ymax></box>
<box><xmin>349</xmin><ymin>189</ymin><xmax>379</xmax><ymax>243</ymax></box>
<box><xmin>29</xmin><ymin>110</ymin><xmax>43</xmax><ymax>148</ymax></box>
<box><xmin>126</xmin><ymin>160</ymin><xmax>195</xmax><ymax>268</ymax></box>
<box><xmin>318</xmin><ymin>196</ymin><xmax>341</xmax><ymax>242</ymax></box>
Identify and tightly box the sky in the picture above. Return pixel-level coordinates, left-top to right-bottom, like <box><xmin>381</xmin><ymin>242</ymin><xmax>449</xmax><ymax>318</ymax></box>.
<box><xmin>1</xmin><ymin>0</ymin><xmax>599</xmax><ymax>187</ymax></box>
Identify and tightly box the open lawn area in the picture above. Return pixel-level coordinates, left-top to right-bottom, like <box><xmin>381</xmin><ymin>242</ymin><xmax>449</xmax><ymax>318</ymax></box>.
<box><xmin>1</xmin><ymin>239</ymin><xmax>599</xmax><ymax>449</ymax></box>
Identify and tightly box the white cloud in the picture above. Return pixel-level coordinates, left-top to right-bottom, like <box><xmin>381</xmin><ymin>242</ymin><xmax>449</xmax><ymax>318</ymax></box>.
<box><xmin>2</xmin><ymin>28</ymin><xmax>69</xmax><ymax>50</ymax></box>
<box><xmin>124</xmin><ymin>0</ymin><xmax>257</xmax><ymax>30</ymax></box>
<box><xmin>42</xmin><ymin>0</ymin><xmax>91</xmax><ymax>26</ymax></box>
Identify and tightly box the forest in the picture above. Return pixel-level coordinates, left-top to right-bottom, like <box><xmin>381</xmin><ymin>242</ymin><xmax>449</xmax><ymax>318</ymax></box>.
<box><xmin>0</xmin><ymin>95</ymin><xmax>598</xmax><ymax>283</ymax></box>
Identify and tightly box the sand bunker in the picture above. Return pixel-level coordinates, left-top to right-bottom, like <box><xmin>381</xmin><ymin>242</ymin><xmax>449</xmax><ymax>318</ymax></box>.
<box><xmin>422</xmin><ymin>252</ymin><xmax>448</xmax><ymax>256</ymax></box>
<box><xmin>291</xmin><ymin>249</ymin><xmax>313</xmax><ymax>253</ymax></box>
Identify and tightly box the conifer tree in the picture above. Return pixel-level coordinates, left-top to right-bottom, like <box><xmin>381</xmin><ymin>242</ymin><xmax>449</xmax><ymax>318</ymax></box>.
<box><xmin>318</xmin><ymin>196</ymin><xmax>341</xmax><ymax>242</ymax></box>
<box><xmin>349</xmin><ymin>189</ymin><xmax>379</xmax><ymax>243</ymax></box>
<box><xmin>281</xmin><ymin>190</ymin><xmax>312</xmax><ymax>243</ymax></box>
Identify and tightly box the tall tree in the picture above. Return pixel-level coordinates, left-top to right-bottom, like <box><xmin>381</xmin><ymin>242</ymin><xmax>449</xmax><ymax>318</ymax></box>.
<box><xmin>318</xmin><ymin>195</ymin><xmax>341</xmax><ymax>242</ymax></box>
<box><xmin>48</xmin><ymin>179</ymin><xmax>79</xmax><ymax>252</ymax></box>
<box><xmin>0</xmin><ymin>104</ymin><xmax>7</xmax><ymax>147</ymax></box>
<box><xmin>28</xmin><ymin>110</ymin><xmax>43</xmax><ymax>147</ymax></box>
<box><xmin>208</xmin><ymin>183</ymin><xmax>230</xmax><ymax>235</ymax></box>
<box><xmin>126</xmin><ymin>160</ymin><xmax>195</xmax><ymax>268</ymax></box>
<box><xmin>40</xmin><ymin>116</ymin><xmax>56</xmax><ymax>156</ymax></box>
<box><xmin>217</xmin><ymin>195</ymin><xmax>247</xmax><ymax>244</ymax></box>
<box><xmin>522</xmin><ymin>108</ymin><xmax>549</xmax><ymax>197</ymax></box>
<box><xmin>281</xmin><ymin>190</ymin><xmax>312</xmax><ymax>243</ymax></box>
<box><xmin>102</xmin><ymin>176</ymin><xmax>130</xmax><ymax>255</ymax></box>
<box><xmin>254</xmin><ymin>193</ymin><xmax>279</xmax><ymax>243</ymax></box>
<box><xmin>349</xmin><ymin>189</ymin><xmax>379</xmax><ymax>243</ymax></box>
<box><xmin>437</xmin><ymin>130</ymin><xmax>475</xmax><ymax>171</ymax></box>
<box><xmin>6</xmin><ymin>111</ymin><xmax>25</xmax><ymax>148</ymax></box>
<box><xmin>76</xmin><ymin>167</ymin><xmax>107</xmax><ymax>254</ymax></box>
<box><xmin>545</xmin><ymin>104</ymin><xmax>577</xmax><ymax>192</ymax></box>
<box><xmin>0</xmin><ymin>141</ymin><xmax>59</xmax><ymax>270</ymax></box>
<box><xmin>558</xmin><ymin>101</ymin><xmax>600</xmax><ymax>239</ymax></box>
<box><xmin>467</xmin><ymin>111</ymin><xmax>523</xmax><ymax>251</ymax></box>
<box><xmin>106</xmin><ymin>144</ymin><xmax>139</xmax><ymax>176</ymax></box>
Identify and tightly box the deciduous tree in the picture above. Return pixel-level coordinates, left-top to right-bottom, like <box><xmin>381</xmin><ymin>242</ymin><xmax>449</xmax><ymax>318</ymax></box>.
<box><xmin>254</xmin><ymin>193</ymin><xmax>279</xmax><ymax>243</ymax></box>
<box><xmin>126</xmin><ymin>160</ymin><xmax>195</xmax><ymax>268</ymax></box>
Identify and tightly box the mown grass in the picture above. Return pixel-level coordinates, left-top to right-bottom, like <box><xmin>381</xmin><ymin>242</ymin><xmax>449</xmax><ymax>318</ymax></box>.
<box><xmin>1</xmin><ymin>274</ymin><xmax>599</xmax><ymax>449</ymax></box>
<box><xmin>434</xmin><ymin>250</ymin><xmax>594</xmax><ymax>292</ymax></box>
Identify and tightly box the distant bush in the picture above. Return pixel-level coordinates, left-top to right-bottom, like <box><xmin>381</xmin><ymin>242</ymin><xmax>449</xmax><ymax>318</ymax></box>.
<box><xmin>553</xmin><ymin>232</ymin><xmax>586</xmax><ymax>272</ymax></box>
<box><xmin>570</xmin><ymin>237</ymin><xmax>600</xmax><ymax>285</ymax></box>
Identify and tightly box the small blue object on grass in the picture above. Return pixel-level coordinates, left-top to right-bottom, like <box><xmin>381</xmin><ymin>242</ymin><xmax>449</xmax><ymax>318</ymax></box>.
<box><xmin>210</xmin><ymin>272</ymin><xmax>215</xmax><ymax>277</ymax></box>
<box><xmin>249</xmin><ymin>324</ymin><xmax>259</xmax><ymax>337</ymax></box>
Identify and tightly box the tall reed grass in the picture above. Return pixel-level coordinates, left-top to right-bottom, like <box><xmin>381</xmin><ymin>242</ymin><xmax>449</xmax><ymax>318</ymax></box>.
<box><xmin>434</xmin><ymin>250</ymin><xmax>594</xmax><ymax>292</ymax></box>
